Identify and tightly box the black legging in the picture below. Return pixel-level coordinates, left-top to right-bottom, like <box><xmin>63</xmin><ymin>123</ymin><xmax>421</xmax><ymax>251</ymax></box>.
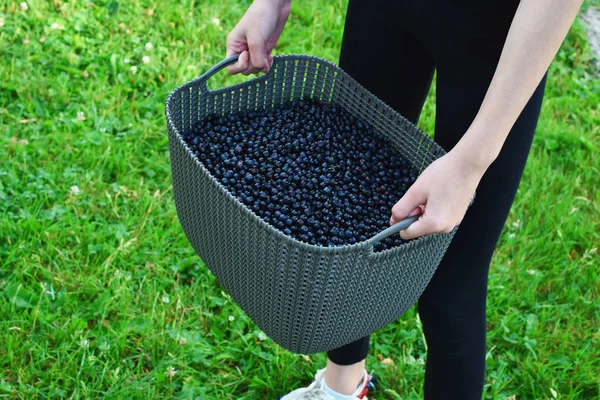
<box><xmin>327</xmin><ymin>0</ymin><xmax>547</xmax><ymax>399</ymax></box>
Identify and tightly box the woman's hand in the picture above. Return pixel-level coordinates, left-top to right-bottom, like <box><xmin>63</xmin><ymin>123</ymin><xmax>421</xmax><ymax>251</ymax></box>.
<box><xmin>226</xmin><ymin>0</ymin><xmax>292</xmax><ymax>75</ymax></box>
<box><xmin>390</xmin><ymin>149</ymin><xmax>487</xmax><ymax>240</ymax></box>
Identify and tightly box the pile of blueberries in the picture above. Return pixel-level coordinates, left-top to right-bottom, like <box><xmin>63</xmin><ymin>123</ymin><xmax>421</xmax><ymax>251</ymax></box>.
<box><xmin>183</xmin><ymin>98</ymin><xmax>418</xmax><ymax>250</ymax></box>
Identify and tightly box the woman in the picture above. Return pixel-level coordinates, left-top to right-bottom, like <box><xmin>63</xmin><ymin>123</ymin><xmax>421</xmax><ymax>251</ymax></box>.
<box><xmin>225</xmin><ymin>0</ymin><xmax>583</xmax><ymax>398</ymax></box>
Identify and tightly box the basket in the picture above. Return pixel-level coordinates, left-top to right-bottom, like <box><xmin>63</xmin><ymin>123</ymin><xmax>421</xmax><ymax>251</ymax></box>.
<box><xmin>165</xmin><ymin>54</ymin><xmax>461</xmax><ymax>354</ymax></box>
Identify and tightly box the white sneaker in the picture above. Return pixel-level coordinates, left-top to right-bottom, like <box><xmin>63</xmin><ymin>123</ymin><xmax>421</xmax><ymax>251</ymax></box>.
<box><xmin>279</xmin><ymin>367</ymin><xmax>373</xmax><ymax>400</ymax></box>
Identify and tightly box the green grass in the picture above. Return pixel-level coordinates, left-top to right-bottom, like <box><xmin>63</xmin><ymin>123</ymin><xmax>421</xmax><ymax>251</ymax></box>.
<box><xmin>1</xmin><ymin>0</ymin><xmax>599</xmax><ymax>399</ymax></box>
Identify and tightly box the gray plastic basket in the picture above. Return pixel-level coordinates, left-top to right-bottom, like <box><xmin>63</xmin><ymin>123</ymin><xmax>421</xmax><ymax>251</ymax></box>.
<box><xmin>165</xmin><ymin>54</ymin><xmax>459</xmax><ymax>355</ymax></box>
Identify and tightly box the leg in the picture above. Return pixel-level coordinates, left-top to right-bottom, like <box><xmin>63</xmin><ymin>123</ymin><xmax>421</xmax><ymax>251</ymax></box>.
<box><xmin>325</xmin><ymin>0</ymin><xmax>435</xmax><ymax>395</ymax></box>
<box><xmin>418</xmin><ymin>61</ymin><xmax>547</xmax><ymax>398</ymax></box>
<box><xmin>338</xmin><ymin>0</ymin><xmax>435</xmax><ymax>124</ymax></box>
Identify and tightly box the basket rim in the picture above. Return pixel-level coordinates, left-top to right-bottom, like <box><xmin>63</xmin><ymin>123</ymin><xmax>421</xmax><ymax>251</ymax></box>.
<box><xmin>171</xmin><ymin>129</ymin><xmax>441</xmax><ymax>257</ymax></box>
<box><xmin>165</xmin><ymin>53</ymin><xmax>451</xmax><ymax>257</ymax></box>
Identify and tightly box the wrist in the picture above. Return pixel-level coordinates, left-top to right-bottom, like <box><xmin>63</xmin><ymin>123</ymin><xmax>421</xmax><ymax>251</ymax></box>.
<box><xmin>256</xmin><ymin>0</ymin><xmax>291</xmax><ymax>8</ymax></box>
<box><xmin>449</xmin><ymin>140</ymin><xmax>497</xmax><ymax>176</ymax></box>
<box><xmin>451</xmin><ymin>118</ymin><xmax>509</xmax><ymax>173</ymax></box>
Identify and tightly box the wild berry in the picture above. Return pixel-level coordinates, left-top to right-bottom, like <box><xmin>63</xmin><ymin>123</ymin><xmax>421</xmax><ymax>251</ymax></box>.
<box><xmin>184</xmin><ymin>97</ymin><xmax>419</xmax><ymax>250</ymax></box>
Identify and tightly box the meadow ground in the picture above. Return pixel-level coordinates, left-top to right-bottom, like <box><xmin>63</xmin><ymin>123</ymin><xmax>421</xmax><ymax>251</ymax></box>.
<box><xmin>1</xmin><ymin>0</ymin><xmax>599</xmax><ymax>398</ymax></box>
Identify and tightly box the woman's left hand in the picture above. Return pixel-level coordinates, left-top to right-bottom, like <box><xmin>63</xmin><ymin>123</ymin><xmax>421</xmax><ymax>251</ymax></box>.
<box><xmin>389</xmin><ymin>149</ymin><xmax>488</xmax><ymax>240</ymax></box>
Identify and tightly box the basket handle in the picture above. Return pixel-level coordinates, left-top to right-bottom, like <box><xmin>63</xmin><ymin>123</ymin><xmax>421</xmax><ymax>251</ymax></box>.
<box><xmin>199</xmin><ymin>54</ymin><xmax>241</xmax><ymax>82</ymax></box>
<box><xmin>366</xmin><ymin>215</ymin><xmax>420</xmax><ymax>246</ymax></box>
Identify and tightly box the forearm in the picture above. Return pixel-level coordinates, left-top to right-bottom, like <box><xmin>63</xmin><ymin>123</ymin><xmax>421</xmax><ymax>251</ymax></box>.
<box><xmin>260</xmin><ymin>0</ymin><xmax>292</xmax><ymax>7</ymax></box>
<box><xmin>454</xmin><ymin>0</ymin><xmax>583</xmax><ymax>169</ymax></box>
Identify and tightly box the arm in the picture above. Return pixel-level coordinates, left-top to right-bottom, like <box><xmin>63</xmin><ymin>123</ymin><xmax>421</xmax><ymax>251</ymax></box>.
<box><xmin>454</xmin><ymin>0</ymin><xmax>584</xmax><ymax>168</ymax></box>
<box><xmin>391</xmin><ymin>0</ymin><xmax>584</xmax><ymax>239</ymax></box>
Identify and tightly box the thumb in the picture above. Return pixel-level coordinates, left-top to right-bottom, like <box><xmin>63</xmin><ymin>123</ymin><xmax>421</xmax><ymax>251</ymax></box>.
<box><xmin>390</xmin><ymin>188</ymin><xmax>426</xmax><ymax>225</ymax></box>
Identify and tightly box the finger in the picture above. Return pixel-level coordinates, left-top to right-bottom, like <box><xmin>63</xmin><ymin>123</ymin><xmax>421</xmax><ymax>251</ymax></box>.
<box><xmin>225</xmin><ymin>40</ymin><xmax>236</xmax><ymax>58</ymax></box>
<box><xmin>241</xmin><ymin>63</ymin><xmax>264</xmax><ymax>76</ymax></box>
<box><xmin>399</xmin><ymin>213</ymin><xmax>444</xmax><ymax>240</ymax></box>
<box><xmin>241</xmin><ymin>63</ymin><xmax>263</xmax><ymax>76</ymax></box>
<box><xmin>226</xmin><ymin>29</ymin><xmax>248</xmax><ymax>74</ymax></box>
<box><xmin>241</xmin><ymin>44</ymin><xmax>265</xmax><ymax>75</ymax></box>
<box><xmin>247</xmin><ymin>34</ymin><xmax>269</xmax><ymax>72</ymax></box>
<box><xmin>390</xmin><ymin>188</ymin><xmax>426</xmax><ymax>225</ymax></box>
<box><xmin>389</xmin><ymin>206</ymin><xmax>421</xmax><ymax>226</ymax></box>
<box><xmin>227</xmin><ymin>51</ymin><xmax>250</xmax><ymax>75</ymax></box>
<box><xmin>400</xmin><ymin>205</ymin><xmax>457</xmax><ymax>239</ymax></box>
<box><xmin>265</xmin><ymin>52</ymin><xmax>274</xmax><ymax>73</ymax></box>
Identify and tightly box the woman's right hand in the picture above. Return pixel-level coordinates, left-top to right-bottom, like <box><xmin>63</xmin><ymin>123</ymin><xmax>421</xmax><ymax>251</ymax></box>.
<box><xmin>226</xmin><ymin>0</ymin><xmax>292</xmax><ymax>75</ymax></box>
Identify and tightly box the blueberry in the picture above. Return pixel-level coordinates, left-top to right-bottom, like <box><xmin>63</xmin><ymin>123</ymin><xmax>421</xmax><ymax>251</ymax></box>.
<box><xmin>185</xmin><ymin>97</ymin><xmax>417</xmax><ymax>249</ymax></box>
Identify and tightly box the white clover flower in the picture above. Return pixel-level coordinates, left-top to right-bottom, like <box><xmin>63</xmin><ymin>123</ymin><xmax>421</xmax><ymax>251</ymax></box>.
<box><xmin>258</xmin><ymin>332</ymin><xmax>267</xmax><ymax>341</ymax></box>
<box><xmin>212</xmin><ymin>17</ymin><xmax>220</xmax><ymax>26</ymax></box>
<box><xmin>228</xmin><ymin>315</ymin><xmax>234</xmax><ymax>322</ymax></box>
<box><xmin>130</xmin><ymin>65</ymin><xmax>137</xmax><ymax>74</ymax></box>
<box><xmin>527</xmin><ymin>269</ymin><xmax>536</xmax><ymax>275</ymax></box>
<box><xmin>50</xmin><ymin>22</ymin><xmax>64</xmax><ymax>30</ymax></box>
<box><xmin>20</xmin><ymin>2</ymin><xmax>29</xmax><ymax>11</ymax></box>
<box><xmin>382</xmin><ymin>357</ymin><xmax>395</xmax><ymax>365</ymax></box>
<box><xmin>124</xmin><ymin>58</ymin><xmax>130</xmax><ymax>64</ymax></box>
<box><xmin>162</xmin><ymin>295</ymin><xmax>170</xmax><ymax>303</ymax></box>
<box><xmin>142</xmin><ymin>55</ymin><xmax>150</xmax><ymax>64</ymax></box>
<box><xmin>178</xmin><ymin>337</ymin><xmax>187</xmax><ymax>346</ymax></box>
<box><xmin>18</xmin><ymin>139</ymin><xmax>29</xmax><ymax>146</ymax></box>
<box><xmin>80</xmin><ymin>339</ymin><xmax>90</xmax><ymax>349</ymax></box>
<box><xmin>145</xmin><ymin>42</ymin><xmax>152</xmax><ymax>51</ymax></box>
<box><xmin>76</xmin><ymin>111</ymin><xmax>86</xmax><ymax>121</ymax></box>
<box><xmin>165</xmin><ymin>366</ymin><xmax>178</xmax><ymax>378</ymax></box>
<box><xmin>405</xmin><ymin>355</ymin><xmax>416</xmax><ymax>364</ymax></box>
<box><xmin>0</xmin><ymin>17</ymin><xmax>5</xmax><ymax>27</ymax></box>
<box><xmin>69</xmin><ymin>185</ymin><xmax>81</xmax><ymax>196</ymax></box>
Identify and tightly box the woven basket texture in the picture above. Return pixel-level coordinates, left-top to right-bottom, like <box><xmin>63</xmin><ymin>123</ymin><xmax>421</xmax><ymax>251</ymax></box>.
<box><xmin>165</xmin><ymin>55</ymin><xmax>457</xmax><ymax>354</ymax></box>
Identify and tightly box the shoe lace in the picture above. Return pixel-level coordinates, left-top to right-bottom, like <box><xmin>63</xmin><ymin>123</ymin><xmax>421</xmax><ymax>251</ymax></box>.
<box><xmin>279</xmin><ymin>387</ymin><xmax>334</xmax><ymax>400</ymax></box>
